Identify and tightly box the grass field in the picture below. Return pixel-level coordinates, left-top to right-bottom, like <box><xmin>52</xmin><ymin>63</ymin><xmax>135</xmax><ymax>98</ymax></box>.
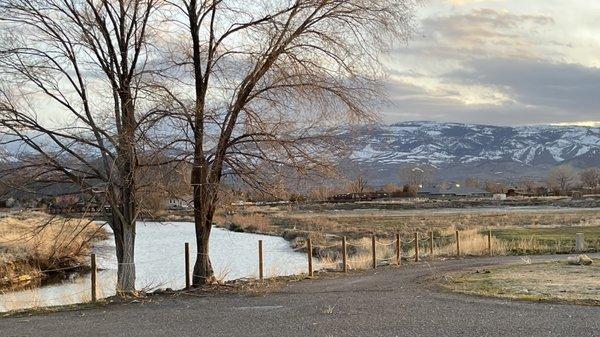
<box><xmin>441</xmin><ymin>260</ymin><xmax>600</xmax><ymax>305</ymax></box>
<box><xmin>214</xmin><ymin>204</ymin><xmax>600</xmax><ymax>261</ymax></box>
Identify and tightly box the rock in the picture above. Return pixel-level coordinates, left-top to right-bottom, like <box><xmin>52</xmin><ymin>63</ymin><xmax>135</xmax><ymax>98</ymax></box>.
<box><xmin>579</xmin><ymin>254</ymin><xmax>593</xmax><ymax>266</ymax></box>
<box><xmin>567</xmin><ymin>255</ymin><xmax>593</xmax><ymax>266</ymax></box>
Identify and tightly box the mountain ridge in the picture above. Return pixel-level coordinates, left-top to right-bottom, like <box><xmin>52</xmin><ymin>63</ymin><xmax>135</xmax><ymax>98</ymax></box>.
<box><xmin>343</xmin><ymin>121</ymin><xmax>600</xmax><ymax>184</ymax></box>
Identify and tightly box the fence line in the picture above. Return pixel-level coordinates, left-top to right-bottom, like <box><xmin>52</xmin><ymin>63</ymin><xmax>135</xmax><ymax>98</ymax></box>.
<box><xmin>5</xmin><ymin>229</ymin><xmax>597</xmax><ymax>313</ymax></box>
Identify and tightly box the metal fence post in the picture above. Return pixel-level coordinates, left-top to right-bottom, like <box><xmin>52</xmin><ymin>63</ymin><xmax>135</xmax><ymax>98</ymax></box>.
<box><xmin>307</xmin><ymin>238</ymin><xmax>313</xmax><ymax>277</ymax></box>
<box><xmin>258</xmin><ymin>240</ymin><xmax>264</xmax><ymax>280</ymax></box>
<box><xmin>342</xmin><ymin>236</ymin><xmax>348</xmax><ymax>273</ymax></box>
<box><xmin>185</xmin><ymin>242</ymin><xmax>190</xmax><ymax>289</ymax></box>
<box><xmin>396</xmin><ymin>233</ymin><xmax>401</xmax><ymax>265</ymax></box>
<box><xmin>91</xmin><ymin>253</ymin><xmax>97</xmax><ymax>302</ymax></box>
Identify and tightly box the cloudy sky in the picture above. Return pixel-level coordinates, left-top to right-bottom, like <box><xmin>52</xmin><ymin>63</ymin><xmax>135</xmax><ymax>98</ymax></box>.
<box><xmin>382</xmin><ymin>0</ymin><xmax>600</xmax><ymax>126</ymax></box>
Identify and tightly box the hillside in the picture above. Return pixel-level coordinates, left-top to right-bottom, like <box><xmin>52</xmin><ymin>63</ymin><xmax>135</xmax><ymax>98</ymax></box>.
<box><xmin>343</xmin><ymin>121</ymin><xmax>600</xmax><ymax>184</ymax></box>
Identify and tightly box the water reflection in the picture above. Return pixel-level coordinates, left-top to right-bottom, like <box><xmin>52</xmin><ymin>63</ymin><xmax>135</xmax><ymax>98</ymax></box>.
<box><xmin>0</xmin><ymin>222</ymin><xmax>307</xmax><ymax>312</ymax></box>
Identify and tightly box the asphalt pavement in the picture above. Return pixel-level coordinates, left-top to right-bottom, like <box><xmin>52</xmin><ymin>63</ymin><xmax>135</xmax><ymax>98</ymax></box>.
<box><xmin>1</xmin><ymin>255</ymin><xmax>599</xmax><ymax>337</ymax></box>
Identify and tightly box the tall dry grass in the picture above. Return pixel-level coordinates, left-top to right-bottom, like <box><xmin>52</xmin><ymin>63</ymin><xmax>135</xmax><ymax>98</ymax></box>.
<box><xmin>214</xmin><ymin>213</ymin><xmax>271</xmax><ymax>233</ymax></box>
<box><xmin>0</xmin><ymin>212</ymin><xmax>105</xmax><ymax>290</ymax></box>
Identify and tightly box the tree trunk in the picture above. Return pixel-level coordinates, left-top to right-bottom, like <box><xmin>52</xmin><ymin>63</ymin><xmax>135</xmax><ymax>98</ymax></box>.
<box><xmin>191</xmin><ymin>162</ymin><xmax>216</xmax><ymax>285</ymax></box>
<box><xmin>113</xmin><ymin>85</ymin><xmax>138</xmax><ymax>294</ymax></box>
<box><xmin>192</xmin><ymin>216</ymin><xmax>213</xmax><ymax>285</ymax></box>
<box><xmin>112</xmin><ymin>212</ymin><xmax>136</xmax><ymax>294</ymax></box>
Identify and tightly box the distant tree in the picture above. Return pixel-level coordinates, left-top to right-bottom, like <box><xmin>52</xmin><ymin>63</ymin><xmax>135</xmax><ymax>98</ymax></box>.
<box><xmin>547</xmin><ymin>165</ymin><xmax>577</xmax><ymax>195</ymax></box>
<box><xmin>579</xmin><ymin>168</ymin><xmax>600</xmax><ymax>191</ymax></box>
<box><xmin>348</xmin><ymin>176</ymin><xmax>371</xmax><ymax>194</ymax></box>
<box><xmin>402</xmin><ymin>184</ymin><xmax>418</xmax><ymax>197</ymax></box>
<box><xmin>397</xmin><ymin>164</ymin><xmax>437</xmax><ymax>188</ymax></box>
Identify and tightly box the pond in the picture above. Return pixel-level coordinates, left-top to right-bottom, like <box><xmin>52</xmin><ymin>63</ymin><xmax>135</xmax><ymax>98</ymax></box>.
<box><xmin>0</xmin><ymin>222</ymin><xmax>308</xmax><ymax>312</ymax></box>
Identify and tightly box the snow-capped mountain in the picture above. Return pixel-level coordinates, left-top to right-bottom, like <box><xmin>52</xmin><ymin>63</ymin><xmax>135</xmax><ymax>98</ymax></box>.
<box><xmin>343</xmin><ymin>121</ymin><xmax>600</xmax><ymax>183</ymax></box>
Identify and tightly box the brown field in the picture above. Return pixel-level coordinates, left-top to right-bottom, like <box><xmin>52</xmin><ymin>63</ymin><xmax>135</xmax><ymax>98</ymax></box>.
<box><xmin>214</xmin><ymin>204</ymin><xmax>600</xmax><ymax>266</ymax></box>
<box><xmin>0</xmin><ymin>212</ymin><xmax>106</xmax><ymax>291</ymax></box>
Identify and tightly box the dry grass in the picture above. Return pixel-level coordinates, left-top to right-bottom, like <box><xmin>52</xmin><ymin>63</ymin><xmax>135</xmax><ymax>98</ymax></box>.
<box><xmin>442</xmin><ymin>260</ymin><xmax>600</xmax><ymax>304</ymax></box>
<box><xmin>0</xmin><ymin>212</ymin><xmax>106</xmax><ymax>291</ymax></box>
<box><xmin>216</xmin><ymin>205</ymin><xmax>600</xmax><ymax>259</ymax></box>
<box><xmin>214</xmin><ymin>213</ymin><xmax>271</xmax><ymax>233</ymax></box>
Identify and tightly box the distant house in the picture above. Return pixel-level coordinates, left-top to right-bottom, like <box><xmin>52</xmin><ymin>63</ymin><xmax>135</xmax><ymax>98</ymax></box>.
<box><xmin>165</xmin><ymin>196</ymin><xmax>193</xmax><ymax>210</ymax></box>
<box><xmin>417</xmin><ymin>185</ymin><xmax>492</xmax><ymax>199</ymax></box>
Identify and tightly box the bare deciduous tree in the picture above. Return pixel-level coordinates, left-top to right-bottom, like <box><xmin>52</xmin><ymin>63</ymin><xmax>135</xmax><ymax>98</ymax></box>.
<box><xmin>547</xmin><ymin>165</ymin><xmax>577</xmax><ymax>195</ymax></box>
<box><xmin>156</xmin><ymin>0</ymin><xmax>418</xmax><ymax>284</ymax></box>
<box><xmin>579</xmin><ymin>167</ymin><xmax>600</xmax><ymax>191</ymax></box>
<box><xmin>347</xmin><ymin>176</ymin><xmax>370</xmax><ymax>194</ymax></box>
<box><xmin>0</xmin><ymin>0</ymin><xmax>160</xmax><ymax>294</ymax></box>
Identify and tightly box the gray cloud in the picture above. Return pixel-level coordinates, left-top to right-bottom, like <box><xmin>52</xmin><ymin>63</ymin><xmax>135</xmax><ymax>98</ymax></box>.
<box><xmin>449</xmin><ymin>58</ymin><xmax>600</xmax><ymax>114</ymax></box>
<box><xmin>384</xmin><ymin>6</ymin><xmax>600</xmax><ymax>126</ymax></box>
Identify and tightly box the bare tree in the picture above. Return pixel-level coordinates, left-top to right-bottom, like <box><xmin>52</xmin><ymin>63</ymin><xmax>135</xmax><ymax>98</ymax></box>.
<box><xmin>547</xmin><ymin>165</ymin><xmax>577</xmax><ymax>195</ymax></box>
<box><xmin>156</xmin><ymin>0</ymin><xmax>417</xmax><ymax>284</ymax></box>
<box><xmin>579</xmin><ymin>167</ymin><xmax>600</xmax><ymax>191</ymax></box>
<box><xmin>0</xmin><ymin>0</ymin><xmax>160</xmax><ymax>294</ymax></box>
<box><xmin>347</xmin><ymin>176</ymin><xmax>370</xmax><ymax>194</ymax></box>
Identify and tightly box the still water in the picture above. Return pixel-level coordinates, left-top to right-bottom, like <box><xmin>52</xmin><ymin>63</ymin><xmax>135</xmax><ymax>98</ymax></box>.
<box><xmin>0</xmin><ymin>222</ymin><xmax>308</xmax><ymax>312</ymax></box>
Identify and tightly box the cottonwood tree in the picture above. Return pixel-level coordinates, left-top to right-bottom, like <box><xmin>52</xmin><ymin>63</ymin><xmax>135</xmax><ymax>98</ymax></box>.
<box><xmin>579</xmin><ymin>167</ymin><xmax>600</xmax><ymax>191</ymax></box>
<box><xmin>347</xmin><ymin>176</ymin><xmax>370</xmax><ymax>194</ymax></box>
<box><xmin>0</xmin><ymin>0</ymin><xmax>160</xmax><ymax>294</ymax></box>
<box><xmin>547</xmin><ymin>165</ymin><xmax>577</xmax><ymax>195</ymax></box>
<box><xmin>157</xmin><ymin>0</ymin><xmax>418</xmax><ymax>285</ymax></box>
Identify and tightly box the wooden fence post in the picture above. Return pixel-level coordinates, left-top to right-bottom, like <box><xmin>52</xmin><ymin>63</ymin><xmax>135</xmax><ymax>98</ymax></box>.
<box><xmin>342</xmin><ymin>236</ymin><xmax>348</xmax><ymax>273</ymax></box>
<box><xmin>429</xmin><ymin>230</ymin><xmax>434</xmax><ymax>257</ymax></box>
<box><xmin>371</xmin><ymin>235</ymin><xmax>376</xmax><ymax>269</ymax></box>
<box><xmin>414</xmin><ymin>232</ymin><xmax>419</xmax><ymax>262</ymax></box>
<box><xmin>396</xmin><ymin>233</ymin><xmax>401</xmax><ymax>265</ymax></box>
<box><xmin>307</xmin><ymin>238</ymin><xmax>313</xmax><ymax>277</ymax></box>
<box><xmin>258</xmin><ymin>240</ymin><xmax>264</xmax><ymax>280</ymax></box>
<box><xmin>91</xmin><ymin>253</ymin><xmax>97</xmax><ymax>302</ymax></box>
<box><xmin>456</xmin><ymin>230</ymin><xmax>460</xmax><ymax>257</ymax></box>
<box><xmin>185</xmin><ymin>242</ymin><xmax>190</xmax><ymax>289</ymax></box>
<box><xmin>488</xmin><ymin>230</ymin><xmax>492</xmax><ymax>256</ymax></box>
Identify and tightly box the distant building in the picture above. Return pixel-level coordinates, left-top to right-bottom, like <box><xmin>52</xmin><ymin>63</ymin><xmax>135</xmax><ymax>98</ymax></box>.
<box><xmin>492</xmin><ymin>193</ymin><xmax>507</xmax><ymax>200</ymax></box>
<box><xmin>417</xmin><ymin>185</ymin><xmax>492</xmax><ymax>199</ymax></box>
<box><xmin>165</xmin><ymin>195</ymin><xmax>193</xmax><ymax>210</ymax></box>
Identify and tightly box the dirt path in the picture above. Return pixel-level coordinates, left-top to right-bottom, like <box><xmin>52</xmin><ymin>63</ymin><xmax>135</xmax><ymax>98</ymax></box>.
<box><xmin>1</xmin><ymin>254</ymin><xmax>599</xmax><ymax>337</ymax></box>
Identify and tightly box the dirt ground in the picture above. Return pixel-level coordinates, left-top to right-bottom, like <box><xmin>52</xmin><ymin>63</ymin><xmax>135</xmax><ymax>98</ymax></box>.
<box><xmin>441</xmin><ymin>258</ymin><xmax>600</xmax><ymax>305</ymax></box>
